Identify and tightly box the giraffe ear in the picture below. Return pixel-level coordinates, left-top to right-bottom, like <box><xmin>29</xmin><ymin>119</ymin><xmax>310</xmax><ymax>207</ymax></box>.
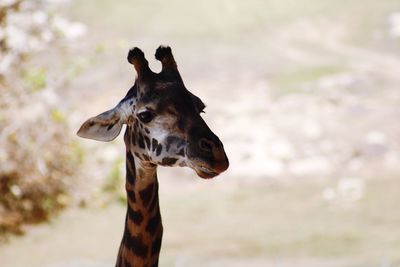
<box><xmin>77</xmin><ymin>107</ymin><xmax>125</xmax><ymax>142</ymax></box>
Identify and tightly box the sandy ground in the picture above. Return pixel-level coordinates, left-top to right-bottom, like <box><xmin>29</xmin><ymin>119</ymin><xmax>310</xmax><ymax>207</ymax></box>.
<box><xmin>2</xmin><ymin>177</ymin><xmax>400</xmax><ymax>267</ymax></box>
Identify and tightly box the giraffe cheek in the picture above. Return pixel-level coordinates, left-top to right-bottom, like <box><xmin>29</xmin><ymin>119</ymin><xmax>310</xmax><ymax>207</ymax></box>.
<box><xmin>156</xmin><ymin>157</ymin><xmax>178</xmax><ymax>166</ymax></box>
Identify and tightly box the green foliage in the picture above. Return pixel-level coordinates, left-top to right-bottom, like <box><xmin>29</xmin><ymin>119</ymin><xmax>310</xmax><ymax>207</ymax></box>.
<box><xmin>0</xmin><ymin>172</ymin><xmax>68</xmax><ymax>236</ymax></box>
<box><xmin>95</xmin><ymin>43</ymin><xmax>106</xmax><ymax>54</ymax></box>
<box><xmin>0</xmin><ymin>112</ymin><xmax>5</xmax><ymax>124</ymax></box>
<box><xmin>50</xmin><ymin>109</ymin><xmax>65</xmax><ymax>123</ymax></box>
<box><xmin>65</xmin><ymin>57</ymin><xmax>90</xmax><ymax>79</ymax></box>
<box><xmin>0</xmin><ymin>0</ymin><xmax>85</xmax><ymax>237</ymax></box>
<box><xmin>103</xmin><ymin>158</ymin><xmax>126</xmax><ymax>204</ymax></box>
<box><xmin>21</xmin><ymin>67</ymin><xmax>47</xmax><ymax>92</ymax></box>
<box><xmin>68</xmin><ymin>141</ymin><xmax>86</xmax><ymax>165</ymax></box>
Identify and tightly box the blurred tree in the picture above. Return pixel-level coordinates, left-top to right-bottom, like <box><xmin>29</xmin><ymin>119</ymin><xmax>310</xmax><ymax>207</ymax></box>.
<box><xmin>0</xmin><ymin>0</ymin><xmax>85</xmax><ymax>237</ymax></box>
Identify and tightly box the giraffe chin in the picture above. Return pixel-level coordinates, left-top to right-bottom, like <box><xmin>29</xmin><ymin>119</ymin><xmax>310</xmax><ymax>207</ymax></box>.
<box><xmin>194</xmin><ymin>167</ymin><xmax>219</xmax><ymax>179</ymax></box>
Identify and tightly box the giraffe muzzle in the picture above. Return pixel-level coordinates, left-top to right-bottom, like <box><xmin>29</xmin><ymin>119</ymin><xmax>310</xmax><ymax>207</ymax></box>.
<box><xmin>188</xmin><ymin>138</ymin><xmax>229</xmax><ymax>179</ymax></box>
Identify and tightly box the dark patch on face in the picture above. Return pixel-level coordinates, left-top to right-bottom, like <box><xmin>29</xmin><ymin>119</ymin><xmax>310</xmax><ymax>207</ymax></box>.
<box><xmin>177</xmin><ymin>117</ymin><xmax>185</xmax><ymax>131</ymax></box>
<box><xmin>165</xmin><ymin>107</ymin><xmax>177</xmax><ymax>116</ymax></box>
<box><xmin>156</xmin><ymin>144</ymin><xmax>162</xmax><ymax>156</ymax></box>
<box><xmin>165</xmin><ymin>136</ymin><xmax>185</xmax><ymax>152</ymax></box>
<box><xmin>134</xmin><ymin>151</ymin><xmax>143</xmax><ymax>160</ymax></box>
<box><xmin>139</xmin><ymin>182</ymin><xmax>155</xmax><ymax>207</ymax></box>
<box><xmin>151</xmin><ymin>139</ymin><xmax>158</xmax><ymax>152</ymax></box>
<box><xmin>127</xmin><ymin>205</ymin><xmax>144</xmax><ymax>225</ymax></box>
<box><xmin>133</xmin><ymin>127</ymin><xmax>138</xmax><ymax>138</ymax></box>
<box><xmin>124</xmin><ymin>84</ymin><xmax>137</xmax><ymax>99</ymax></box>
<box><xmin>161</xmin><ymin>157</ymin><xmax>178</xmax><ymax>166</ymax></box>
<box><xmin>130</xmin><ymin>131</ymin><xmax>136</xmax><ymax>146</ymax></box>
<box><xmin>107</xmin><ymin>123</ymin><xmax>116</xmax><ymax>131</ymax></box>
<box><xmin>144</xmin><ymin>135</ymin><xmax>151</xmax><ymax>149</ymax></box>
<box><xmin>138</xmin><ymin>133</ymin><xmax>145</xmax><ymax>149</ymax></box>
<box><xmin>177</xmin><ymin>148</ymin><xmax>185</xmax><ymax>156</ymax></box>
<box><xmin>142</xmin><ymin>154</ymin><xmax>151</xmax><ymax>161</ymax></box>
<box><xmin>145</xmin><ymin>128</ymin><xmax>150</xmax><ymax>134</ymax></box>
<box><xmin>125</xmin><ymin>233</ymin><xmax>148</xmax><ymax>259</ymax></box>
<box><xmin>131</xmin><ymin>86</ymin><xmax>137</xmax><ymax>98</ymax></box>
<box><xmin>151</xmin><ymin>236</ymin><xmax>162</xmax><ymax>256</ymax></box>
<box><xmin>146</xmin><ymin>212</ymin><xmax>161</xmax><ymax>235</ymax></box>
<box><xmin>141</xmin><ymin>89</ymin><xmax>160</xmax><ymax>104</ymax></box>
<box><xmin>123</xmin><ymin>258</ymin><xmax>133</xmax><ymax>267</ymax></box>
<box><xmin>129</xmin><ymin>100</ymin><xmax>133</xmax><ymax>105</ymax></box>
<box><xmin>165</xmin><ymin>136</ymin><xmax>173</xmax><ymax>151</ymax></box>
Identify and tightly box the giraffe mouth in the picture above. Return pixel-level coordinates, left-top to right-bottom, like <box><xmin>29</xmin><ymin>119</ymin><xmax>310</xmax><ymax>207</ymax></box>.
<box><xmin>194</xmin><ymin>166</ymin><xmax>219</xmax><ymax>179</ymax></box>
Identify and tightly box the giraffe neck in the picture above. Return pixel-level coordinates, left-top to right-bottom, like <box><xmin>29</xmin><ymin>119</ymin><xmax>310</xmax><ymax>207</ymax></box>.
<box><xmin>116</xmin><ymin>150</ymin><xmax>163</xmax><ymax>267</ymax></box>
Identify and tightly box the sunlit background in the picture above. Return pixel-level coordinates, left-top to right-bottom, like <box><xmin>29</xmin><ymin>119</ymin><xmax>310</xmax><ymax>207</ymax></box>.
<box><xmin>1</xmin><ymin>0</ymin><xmax>400</xmax><ymax>266</ymax></box>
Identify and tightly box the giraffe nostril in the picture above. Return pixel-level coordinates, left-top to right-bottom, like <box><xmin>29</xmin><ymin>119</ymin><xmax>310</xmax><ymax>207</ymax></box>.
<box><xmin>199</xmin><ymin>138</ymin><xmax>214</xmax><ymax>152</ymax></box>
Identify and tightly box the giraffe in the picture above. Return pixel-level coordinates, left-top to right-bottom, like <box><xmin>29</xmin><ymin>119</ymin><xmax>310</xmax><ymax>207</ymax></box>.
<box><xmin>77</xmin><ymin>46</ymin><xmax>229</xmax><ymax>267</ymax></box>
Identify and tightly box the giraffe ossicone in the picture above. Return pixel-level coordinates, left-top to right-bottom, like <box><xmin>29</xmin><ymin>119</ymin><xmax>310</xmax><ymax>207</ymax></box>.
<box><xmin>77</xmin><ymin>46</ymin><xmax>229</xmax><ymax>267</ymax></box>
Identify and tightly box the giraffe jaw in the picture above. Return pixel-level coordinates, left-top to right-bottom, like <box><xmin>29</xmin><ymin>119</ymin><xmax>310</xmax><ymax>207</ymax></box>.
<box><xmin>195</xmin><ymin>166</ymin><xmax>219</xmax><ymax>179</ymax></box>
<box><xmin>186</xmin><ymin>158</ymin><xmax>219</xmax><ymax>179</ymax></box>
<box><xmin>186</xmin><ymin>151</ymin><xmax>229</xmax><ymax>179</ymax></box>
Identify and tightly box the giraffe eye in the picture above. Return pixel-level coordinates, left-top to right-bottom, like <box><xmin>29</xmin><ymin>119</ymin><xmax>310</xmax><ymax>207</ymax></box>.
<box><xmin>138</xmin><ymin>111</ymin><xmax>154</xmax><ymax>123</ymax></box>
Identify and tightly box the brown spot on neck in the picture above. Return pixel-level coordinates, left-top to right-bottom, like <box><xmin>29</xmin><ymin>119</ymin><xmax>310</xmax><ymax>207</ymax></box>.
<box><xmin>117</xmin><ymin>150</ymin><xmax>163</xmax><ymax>267</ymax></box>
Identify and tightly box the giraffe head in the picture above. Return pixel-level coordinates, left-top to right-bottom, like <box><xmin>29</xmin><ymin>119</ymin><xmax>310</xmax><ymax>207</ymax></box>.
<box><xmin>77</xmin><ymin>46</ymin><xmax>229</xmax><ymax>178</ymax></box>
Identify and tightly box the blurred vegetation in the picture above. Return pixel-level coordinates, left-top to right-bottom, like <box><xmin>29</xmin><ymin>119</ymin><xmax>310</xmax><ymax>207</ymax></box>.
<box><xmin>0</xmin><ymin>0</ymin><xmax>85</xmax><ymax>238</ymax></box>
<box><xmin>21</xmin><ymin>67</ymin><xmax>47</xmax><ymax>92</ymax></box>
<box><xmin>102</xmin><ymin>158</ymin><xmax>126</xmax><ymax>205</ymax></box>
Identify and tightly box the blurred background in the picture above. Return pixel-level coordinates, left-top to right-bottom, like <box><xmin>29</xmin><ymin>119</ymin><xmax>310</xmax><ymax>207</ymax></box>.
<box><xmin>1</xmin><ymin>0</ymin><xmax>400</xmax><ymax>266</ymax></box>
